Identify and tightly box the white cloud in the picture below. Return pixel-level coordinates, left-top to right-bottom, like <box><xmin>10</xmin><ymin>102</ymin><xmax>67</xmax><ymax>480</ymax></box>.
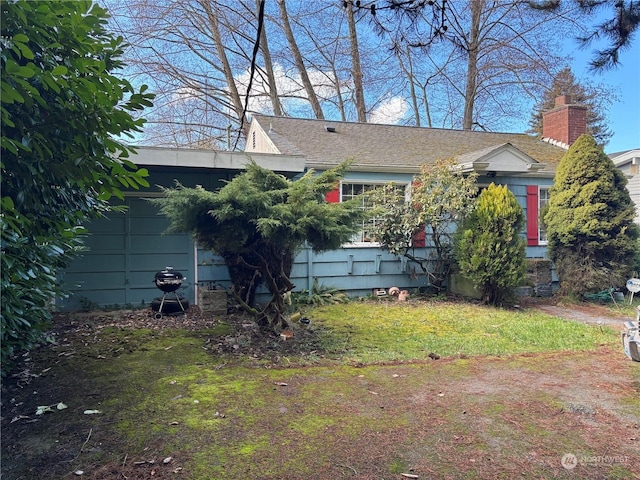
<box><xmin>368</xmin><ymin>96</ymin><xmax>409</xmax><ymax>124</ymax></box>
<box><xmin>236</xmin><ymin>63</ymin><xmax>338</xmax><ymax>114</ymax></box>
<box><xmin>171</xmin><ymin>63</ymin><xmax>407</xmax><ymax>123</ymax></box>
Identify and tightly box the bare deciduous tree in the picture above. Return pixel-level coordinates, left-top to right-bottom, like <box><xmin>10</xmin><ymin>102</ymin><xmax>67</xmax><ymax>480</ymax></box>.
<box><xmin>344</xmin><ymin>0</ymin><xmax>367</xmax><ymax>122</ymax></box>
<box><xmin>104</xmin><ymin>0</ymin><xmax>614</xmax><ymax>147</ymax></box>
<box><xmin>276</xmin><ymin>0</ymin><xmax>324</xmax><ymax>119</ymax></box>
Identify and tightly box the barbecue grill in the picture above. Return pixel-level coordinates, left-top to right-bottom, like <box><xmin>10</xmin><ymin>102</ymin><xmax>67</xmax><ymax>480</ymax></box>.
<box><xmin>152</xmin><ymin>267</ymin><xmax>189</xmax><ymax>318</ymax></box>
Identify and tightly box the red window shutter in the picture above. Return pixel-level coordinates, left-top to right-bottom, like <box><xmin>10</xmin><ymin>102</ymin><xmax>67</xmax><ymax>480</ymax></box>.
<box><xmin>526</xmin><ymin>185</ymin><xmax>539</xmax><ymax>246</ymax></box>
<box><xmin>325</xmin><ymin>185</ymin><xmax>340</xmax><ymax>203</ymax></box>
<box><xmin>410</xmin><ymin>181</ymin><xmax>425</xmax><ymax>246</ymax></box>
<box><xmin>411</xmin><ymin>179</ymin><xmax>422</xmax><ymax>209</ymax></box>
<box><xmin>412</xmin><ymin>227</ymin><xmax>426</xmax><ymax>247</ymax></box>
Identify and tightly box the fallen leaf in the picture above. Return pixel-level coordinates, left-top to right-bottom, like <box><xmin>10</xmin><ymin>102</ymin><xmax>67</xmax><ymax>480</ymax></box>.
<box><xmin>274</xmin><ymin>382</ymin><xmax>288</xmax><ymax>386</ymax></box>
<box><xmin>368</xmin><ymin>391</ymin><xmax>379</xmax><ymax>395</ymax></box>
<box><xmin>401</xmin><ymin>474</ymin><xmax>419</xmax><ymax>479</ymax></box>
<box><xmin>10</xmin><ymin>415</ymin><xmax>30</xmax><ymax>423</ymax></box>
<box><xmin>57</xmin><ymin>402</ymin><xmax>68</xmax><ymax>410</ymax></box>
<box><xmin>163</xmin><ymin>457</ymin><xmax>173</xmax><ymax>464</ymax></box>
<box><xmin>83</xmin><ymin>409</ymin><xmax>101</xmax><ymax>415</ymax></box>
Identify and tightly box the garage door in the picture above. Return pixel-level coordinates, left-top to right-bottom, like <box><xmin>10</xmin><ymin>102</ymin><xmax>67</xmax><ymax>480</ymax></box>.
<box><xmin>60</xmin><ymin>197</ymin><xmax>195</xmax><ymax>310</ymax></box>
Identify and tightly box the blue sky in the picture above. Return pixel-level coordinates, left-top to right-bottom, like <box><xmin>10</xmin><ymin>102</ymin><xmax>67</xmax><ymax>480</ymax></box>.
<box><xmin>562</xmin><ymin>26</ymin><xmax>640</xmax><ymax>154</ymax></box>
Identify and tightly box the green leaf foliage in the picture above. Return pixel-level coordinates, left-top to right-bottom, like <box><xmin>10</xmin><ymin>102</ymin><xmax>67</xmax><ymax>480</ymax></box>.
<box><xmin>370</xmin><ymin>158</ymin><xmax>478</xmax><ymax>291</ymax></box>
<box><xmin>544</xmin><ymin>134</ymin><xmax>639</xmax><ymax>294</ymax></box>
<box><xmin>1</xmin><ymin>0</ymin><xmax>154</xmax><ymax>373</ymax></box>
<box><xmin>152</xmin><ymin>161</ymin><xmax>365</xmax><ymax>329</ymax></box>
<box><xmin>454</xmin><ymin>183</ymin><xmax>527</xmax><ymax>306</ymax></box>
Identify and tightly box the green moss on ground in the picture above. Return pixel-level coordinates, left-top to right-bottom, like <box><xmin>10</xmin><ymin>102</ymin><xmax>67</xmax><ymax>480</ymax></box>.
<box><xmin>3</xmin><ymin>302</ymin><xmax>637</xmax><ymax>480</ymax></box>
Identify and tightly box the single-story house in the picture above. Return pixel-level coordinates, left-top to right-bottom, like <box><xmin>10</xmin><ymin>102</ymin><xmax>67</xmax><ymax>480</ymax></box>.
<box><xmin>58</xmin><ymin>149</ymin><xmax>305</xmax><ymax>309</ymax></box>
<box><xmin>611</xmin><ymin>149</ymin><xmax>640</xmax><ymax>224</ymax></box>
<box><xmin>60</xmin><ymin>96</ymin><xmax>603</xmax><ymax>309</ymax></box>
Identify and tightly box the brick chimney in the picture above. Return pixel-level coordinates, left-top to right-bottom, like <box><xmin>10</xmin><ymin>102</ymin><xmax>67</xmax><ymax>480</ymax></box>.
<box><xmin>542</xmin><ymin>95</ymin><xmax>587</xmax><ymax>147</ymax></box>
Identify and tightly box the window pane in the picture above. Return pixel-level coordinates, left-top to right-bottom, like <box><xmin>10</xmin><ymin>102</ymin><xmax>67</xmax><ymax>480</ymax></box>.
<box><xmin>341</xmin><ymin>182</ymin><xmax>406</xmax><ymax>243</ymax></box>
<box><xmin>539</xmin><ymin>187</ymin><xmax>550</xmax><ymax>243</ymax></box>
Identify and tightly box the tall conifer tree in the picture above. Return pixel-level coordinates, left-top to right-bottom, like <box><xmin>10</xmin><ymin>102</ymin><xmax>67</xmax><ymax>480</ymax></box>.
<box><xmin>544</xmin><ymin>135</ymin><xmax>639</xmax><ymax>295</ymax></box>
<box><xmin>528</xmin><ymin>67</ymin><xmax>614</xmax><ymax>146</ymax></box>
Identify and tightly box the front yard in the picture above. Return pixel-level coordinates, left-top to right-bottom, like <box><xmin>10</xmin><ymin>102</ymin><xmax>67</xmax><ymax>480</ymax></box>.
<box><xmin>2</xmin><ymin>298</ymin><xmax>639</xmax><ymax>479</ymax></box>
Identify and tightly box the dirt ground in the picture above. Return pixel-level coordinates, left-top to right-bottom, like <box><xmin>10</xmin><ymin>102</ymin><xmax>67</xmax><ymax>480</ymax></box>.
<box><xmin>1</xmin><ymin>300</ymin><xmax>639</xmax><ymax>480</ymax></box>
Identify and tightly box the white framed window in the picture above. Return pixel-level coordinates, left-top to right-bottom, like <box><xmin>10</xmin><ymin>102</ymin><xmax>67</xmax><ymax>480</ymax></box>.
<box><xmin>538</xmin><ymin>187</ymin><xmax>550</xmax><ymax>244</ymax></box>
<box><xmin>340</xmin><ymin>181</ymin><xmax>408</xmax><ymax>245</ymax></box>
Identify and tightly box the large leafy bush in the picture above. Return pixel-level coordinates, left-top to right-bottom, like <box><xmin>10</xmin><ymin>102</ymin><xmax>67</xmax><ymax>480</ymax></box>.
<box><xmin>1</xmin><ymin>0</ymin><xmax>153</xmax><ymax>372</ymax></box>
<box><xmin>370</xmin><ymin>159</ymin><xmax>478</xmax><ymax>291</ymax></box>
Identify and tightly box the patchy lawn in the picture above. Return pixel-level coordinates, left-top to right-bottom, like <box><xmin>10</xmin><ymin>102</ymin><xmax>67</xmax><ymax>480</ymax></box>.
<box><xmin>1</xmin><ymin>299</ymin><xmax>639</xmax><ymax>480</ymax></box>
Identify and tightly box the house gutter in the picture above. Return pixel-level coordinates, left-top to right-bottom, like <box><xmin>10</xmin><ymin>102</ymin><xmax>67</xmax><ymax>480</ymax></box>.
<box><xmin>129</xmin><ymin>146</ymin><xmax>306</xmax><ymax>173</ymax></box>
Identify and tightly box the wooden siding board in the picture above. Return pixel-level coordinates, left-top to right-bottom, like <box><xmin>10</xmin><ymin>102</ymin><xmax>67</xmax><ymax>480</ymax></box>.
<box><xmin>64</xmin><ymin>254</ymin><xmax>126</xmax><ymax>273</ymax></box>
<box><xmin>196</xmin><ymin>244</ymin><xmax>429</xmax><ymax>301</ymax></box>
<box><xmin>83</xmin><ymin>217</ymin><xmax>126</xmax><ymax>234</ymax></box>
<box><xmin>627</xmin><ymin>174</ymin><xmax>640</xmax><ymax>224</ymax></box>
<box><xmin>63</xmin><ymin>272</ymin><xmax>127</xmax><ymax>294</ymax></box>
<box><xmin>82</xmin><ymin>237</ymin><xmax>126</xmax><ymax>252</ymax></box>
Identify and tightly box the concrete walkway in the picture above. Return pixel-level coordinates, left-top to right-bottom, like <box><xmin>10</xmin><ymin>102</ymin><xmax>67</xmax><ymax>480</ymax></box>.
<box><xmin>532</xmin><ymin>303</ymin><xmax>635</xmax><ymax>329</ymax></box>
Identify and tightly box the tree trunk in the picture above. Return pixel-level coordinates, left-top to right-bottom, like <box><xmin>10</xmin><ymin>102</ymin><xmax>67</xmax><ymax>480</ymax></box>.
<box><xmin>462</xmin><ymin>0</ymin><xmax>482</xmax><ymax>130</ymax></box>
<box><xmin>201</xmin><ymin>1</ymin><xmax>246</xmax><ymax>133</ymax></box>
<box><xmin>345</xmin><ymin>0</ymin><xmax>367</xmax><ymax>122</ymax></box>
<box><xmin>277</xmin><ymin>0</ymin><xmax>324</xmax><ymax>119</ymax></box>
<box><xmin>333</xmin><ymin>66</ymin><xmax>348</xmax><ymax>121</ymax></box>
<box><xmin>257</xmin><ymin>0</ymin><xmax>283</xmax><ymax>116</ymax></box>
<box><xmin>397</xmin><ymin>46</ymin><xmax>421</xmax><ymax>127</ymax></box>
<box><xmin>421</xmin><ymin>84</ymin><xmax>432</xmax><ymax>128</ymax></box>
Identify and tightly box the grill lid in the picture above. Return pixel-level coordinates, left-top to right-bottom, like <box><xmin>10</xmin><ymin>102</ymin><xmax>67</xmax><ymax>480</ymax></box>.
<box><xmin>154</xmin><ymin>266</ymin><xmax>184</xmax><ymax>282</ymax></box>
<box><xmin>154</xmin><ymin>267</ymin><xmax>185</xmax><ymax>293</ymax></box>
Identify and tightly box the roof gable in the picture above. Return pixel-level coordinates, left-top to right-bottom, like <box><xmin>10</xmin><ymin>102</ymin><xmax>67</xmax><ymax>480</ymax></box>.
<box><xmin>457</xmin><ymin>143</ymin><xmax>545</xmax><ymax>174</ymax></box>
<box><xmin>610</xmin><ymin>149</ymin><xmax>640</xmax><ymax>168</ymax></box>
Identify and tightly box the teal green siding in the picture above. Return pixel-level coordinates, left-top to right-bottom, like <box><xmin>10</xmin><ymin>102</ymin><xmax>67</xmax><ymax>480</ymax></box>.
<box><xmin>59</xmin><ymin>197</ymin><xmax>195</xmax><ymax>310</ymax></box>
<box><xmin>61</xmin><ymin>166</ymin><xmax>556</xmax><ymax>308</ymax></box>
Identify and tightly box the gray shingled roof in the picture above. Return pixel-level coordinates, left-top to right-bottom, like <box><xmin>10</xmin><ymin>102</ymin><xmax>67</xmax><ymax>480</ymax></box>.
<box><xmin>251</xmin><ymin>115</ymin><xmax>566</xmax><ymax>174</ymax></box>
